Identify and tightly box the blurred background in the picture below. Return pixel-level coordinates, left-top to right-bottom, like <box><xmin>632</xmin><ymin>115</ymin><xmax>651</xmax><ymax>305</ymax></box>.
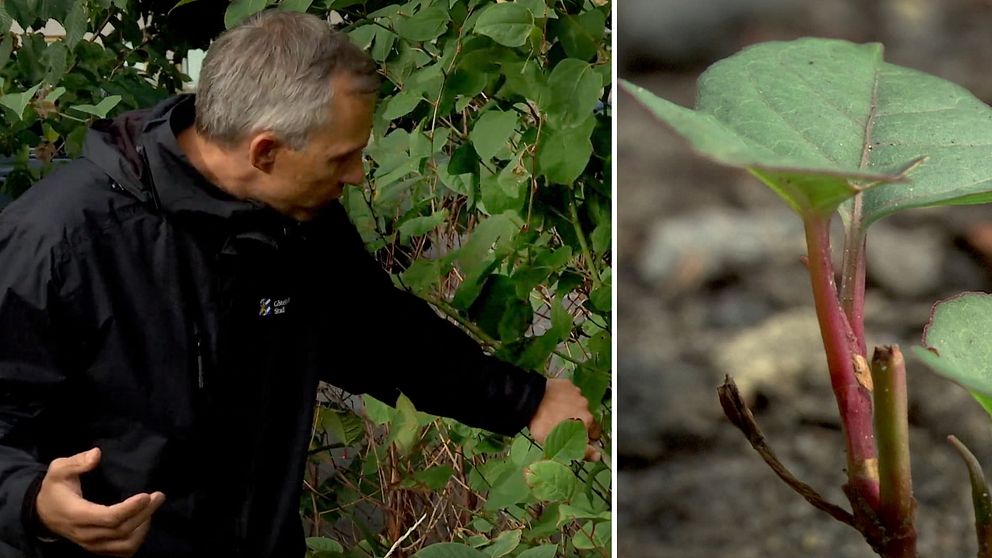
<box><xmin>617</xmin><ymin>1</ymin><xmax>992</xmax><ymax>556</ymax></box>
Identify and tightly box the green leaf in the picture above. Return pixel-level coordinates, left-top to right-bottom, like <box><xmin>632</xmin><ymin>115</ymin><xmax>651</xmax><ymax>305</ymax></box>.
<box><xmin>279</xmin><ymin>0</ymin><xmax>312</xmax><ymax>11</ymax></box>
<box><xmin>42</xmin><ymin>42</ymin><xmax>68</xmax><ymax>86</ymax></box>
<box><xmin>224</xmin><ymin>0</ymin><xmax>268</xmax><ymax>29</ymax></box>
<box><xmin>471</xmin><ymin>109</ymin><xmax>518</xmax><ymax>160</ymax></box>
<box><xmin>516</xmin><ymin>545</ymin><xmax>558</xmax><ymax>558</ymax></box>
<box><xmin>63</xmin><ymin>0</ymin><xmax>86</xmax><ymax>49</ymax></box>
<box><xmin>5</xmin><ymin>0</ymin><xmax>37</xmax><ymax>29</ymax></box>
<box><xmin>574</xmin><ymin>364</ymin><xmax>610</xmax><ymax>410</ymax></box>
<box><xmin>480</xmin><ymin>158</ymin><xmax>528</xmax><ymax>216</ymax></box>
<box><xmin>0</xmin><ymin>6</ymin><xmax>14</xmax><ymax>33</ymax></box>
<box><xmin>542</xmin><ymin>419</ymin><xmax>587</xmax><ymax>462</ymax></box>
<box><xmin>500</xmin><ymin>60</ymin><xmax>547</xmax><ymax>105</ymax></box>
<box><xmin>516</xmin><ymin>297</ymin><xmax>572</xmax><ymax>370</ymax></box>
<box><xmin>383</xmin><ymin>86</ymin><xmax>424</xmax><ymax>120</ymax></box>
<box><xmin>524</xmin><ymin>460</ymin><xmax>577</xmax><ymax>501</ymax></box>
<box><xmin>408</xmin><ymin>465</ymin><xmax>455</xmax><ymax>490</ymax></box>
<box><xmin>538</xmin><ymin>115</ymin><xmax>595</xmax><ymax>185</ymax></box>
<box><xmin>306</xmin><ymin>537</ymin><xmax>344</xmax><ymax>553</ymax></box>
<box><xmin>319</xmin><ymin>407</ymin><xmax>365</xmax><ymax>446</ymax></box>
<box><xmin>69</xmin><ymin>95</ymin><xmax>122</xmax><ymax>118</ymax></box>
<box><xmin>589</xmin><ymin>268</ymin><xmax>611</xmax><ymax>312</ymax></box>
<box><xmin>394</xmin><ymin>5</ymin><xmax>450</xmax><ymax>42</ymax></box>
<box><xmin>0</xmin><ymin>34</ymin><xmax>13</xmax><ymax>69</ymax></box>
<box><xmin>483</xmin><ymin>529</ymin><xmax>521</xmax><ymax>558</ymax></box>
<box><xmin>913</xmin><ymin>292</ymin><xmax>992</xmax><ymax>418</ymax></box>
<box><xmin>455</xmin><ymin>211</ymin><xmax>521</xmax><ymax>283</ymax></box>
<box><xmin>545</xmin><ymin>59</ymin><xmax>602</xmax><ymax>129</ymax></box>
<box><xmin>0</xmin><ymin>82</ymin><xmax>42</xmax><ymax>120</ymax></box>
<box><xmin>388</xmin><ymin>393</ymin><xmax>421</xmax><ymax>454</ymax></box>
<box><xmin>399</xmin><ymin>210</ymin><xmax>447</xmax><ymax>244</ymax></box>
<box><xmin>552</xmin><ymin>10</ymin><xmax>605</xmax><ymax>61</ymax></box>
<box><xmin>484</xmin><ymin>464</ymin><xmax>530</xmax><ymax>510</ymax></box>
<box><xmin>572</xmin><ymin>520</ymin><xmax>610</xmax><ymax>549</ymax></box>
<box><xmin>622</xmin><ymin>38</ymin><xmax>992</xmax><ymax>221</ymax></box>
<box><xmin>362</xmin><ymin>394</ymin><xmax>393</xmax><ymax>425</ymax></box>
<box><xmin>473</xmin><ymin>3</ymin><xmax>534</xmax><ymax>48</ymax></box>
<box><xmin>413</xmin><ymin>543</ymin><xmax>488</xmax><ymax>558</ymax></box>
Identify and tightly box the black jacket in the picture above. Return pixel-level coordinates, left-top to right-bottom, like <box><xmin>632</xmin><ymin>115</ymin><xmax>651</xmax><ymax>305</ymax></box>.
<box><xmin>0</xmin><ymin>95</ymin><xmax>546</xmax><ymax>557</ymax></box>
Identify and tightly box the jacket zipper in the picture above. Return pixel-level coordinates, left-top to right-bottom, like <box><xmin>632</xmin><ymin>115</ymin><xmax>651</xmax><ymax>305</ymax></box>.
<box><xmin>193</xmin><ymin>321</ymin><xmax>205</xmax><ymax>390</ymax></box>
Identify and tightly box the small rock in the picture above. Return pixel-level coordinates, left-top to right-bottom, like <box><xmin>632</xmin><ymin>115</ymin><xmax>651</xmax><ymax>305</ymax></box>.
<box><xmin>711</xmin><ymin>308</ymin><xmax>826</xmax><ymax>401</ymax></box>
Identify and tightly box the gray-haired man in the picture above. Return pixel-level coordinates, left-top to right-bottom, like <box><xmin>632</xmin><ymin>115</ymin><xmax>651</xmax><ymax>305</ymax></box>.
<box><xmin>0</xmin><ymin>9</ymin><xmax>599</xmax><ymax>558</ymax></box>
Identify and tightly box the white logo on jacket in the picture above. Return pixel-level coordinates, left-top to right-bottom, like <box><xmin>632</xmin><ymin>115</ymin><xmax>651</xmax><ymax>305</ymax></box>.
<box><xmin>259</xmin><ymin>297</ymin><xmax>290</xmax><ymax>317</ymax></box>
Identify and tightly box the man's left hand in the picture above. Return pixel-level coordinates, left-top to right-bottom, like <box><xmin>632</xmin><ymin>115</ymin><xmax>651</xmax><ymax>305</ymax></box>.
<box><xmin>528</xmin><ymin>378</ymin><xmax>601</xmax><ymax>461</ymax></box>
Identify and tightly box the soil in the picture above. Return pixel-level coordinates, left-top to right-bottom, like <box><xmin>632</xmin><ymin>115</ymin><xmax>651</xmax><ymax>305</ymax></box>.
<box><xmin>617</xmin><ymin>2</ymin><xmax>992</xmax><ymax>556</ymax></box>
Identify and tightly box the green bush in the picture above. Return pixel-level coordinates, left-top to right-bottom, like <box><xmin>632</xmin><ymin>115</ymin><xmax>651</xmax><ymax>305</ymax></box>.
<box><xmin>0</xmin><ymin>0</ymin><xmax>612</xmax><ymax>556</ymax></box>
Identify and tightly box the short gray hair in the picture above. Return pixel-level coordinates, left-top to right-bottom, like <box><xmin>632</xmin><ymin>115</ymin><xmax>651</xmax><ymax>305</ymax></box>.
<box><xmin>195</xmin><ymin>10</ymin><xmax>379</xmax><ymax>150</ymax></box>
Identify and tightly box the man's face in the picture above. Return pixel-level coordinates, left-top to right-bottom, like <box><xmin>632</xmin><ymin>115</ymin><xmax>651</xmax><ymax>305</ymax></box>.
<box><xmin>252</xmin><ymin>74</ymin><xmax>375</xmax><ymax>221</ymax></box>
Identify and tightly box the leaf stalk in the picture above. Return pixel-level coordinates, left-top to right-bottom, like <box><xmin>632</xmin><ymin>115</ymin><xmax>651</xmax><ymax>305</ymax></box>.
<box><xmin>803</xmin><ymin>212</ymin><xmax>880</xmax><ymax>512</ymax></box>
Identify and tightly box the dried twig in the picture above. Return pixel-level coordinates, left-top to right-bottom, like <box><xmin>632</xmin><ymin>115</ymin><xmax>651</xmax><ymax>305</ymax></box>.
<box><xmin>718</xmin><ymin>375</ymin><xmax>856</xmax><ymax>527</ymax></box>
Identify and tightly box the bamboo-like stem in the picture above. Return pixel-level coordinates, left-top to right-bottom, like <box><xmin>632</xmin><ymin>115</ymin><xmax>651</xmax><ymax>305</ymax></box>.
<box><xmin>948</xmin><ymin>435</ymin><xmax>992</xmax><ymax>558</ymax></box>
<box><xmin>803</xmin><ymin>213</ymin><xmax>880</xmax><ymax>512</ymax></box>
<box><xmin>871</xmin><ymin>346</ymin><xmax>917</xmax><ymax>558</ymax></box>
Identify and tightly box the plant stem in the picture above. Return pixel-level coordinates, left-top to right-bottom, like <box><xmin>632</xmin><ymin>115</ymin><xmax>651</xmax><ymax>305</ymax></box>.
<box><xmin>803</xmin><ymin>213</ymin><xmax>880</xmax><ymax>512</ymax></box>
<box><xmin>569</xmin><ymin>197</ymin><xmax>602</xmax><ymax>290</ymax></box>
<box><xmin>948</xmin><ymin>436</ymin><xmax>992</xmax><ymax>558</ymax></box>
<box><xmin>870</xmin><ymin>345</ymin><xmax>917</xmax><ymax>558</ymax></box>
<box><xmin>840</xmin><ymin>195</ymin><xmax>868</xmax><ymax>357</ymax></box>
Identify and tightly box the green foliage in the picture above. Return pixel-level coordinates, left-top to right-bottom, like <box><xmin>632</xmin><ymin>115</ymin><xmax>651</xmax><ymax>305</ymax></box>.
<box><xmin>304</xmin><ymin>0</ymin><xmax>614</xmax><ymax>549</ymax></box>
<box><xmin>914</xmin><ymin>293</ymin><xmax>992</xmax><ymax>417</ymax></box>
<box><xmin>621</xmin><ymin>38</ymin><xmax>992</xmax><ymax>223</ymax></box>
<box><xmin>1</xmin><ymin>0</ymin><xmax>612</xmax><ymax>555</ymax></box>
<box><xmin>0</xmin><ymin>0</ymin><xmax>196</xmax><ymax>197</ymax></box>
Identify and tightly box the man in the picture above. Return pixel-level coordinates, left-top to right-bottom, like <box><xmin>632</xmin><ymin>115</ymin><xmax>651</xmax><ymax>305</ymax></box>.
<box><xmin>0</xmin><ymin>9</ymin><xmax>599</xmax><ymax>558</ymax></box>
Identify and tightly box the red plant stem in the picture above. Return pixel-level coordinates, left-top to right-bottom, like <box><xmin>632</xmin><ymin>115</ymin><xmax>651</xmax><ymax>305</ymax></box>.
<box><xmin>871</xmin><ymin>346</ymin><xmax>916</xmax><ymax>558</ymax></box>
<box><xmin>803</xmin><ymin>213</ymin><xmax>880</xmax><ymax>511</ymax></box>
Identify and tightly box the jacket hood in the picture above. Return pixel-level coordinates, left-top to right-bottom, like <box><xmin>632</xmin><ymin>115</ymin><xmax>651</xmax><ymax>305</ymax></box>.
<box><xmin>81</xmin><ymin>95</ymin><xmax>271</xmax><ymax>222</ymax></box>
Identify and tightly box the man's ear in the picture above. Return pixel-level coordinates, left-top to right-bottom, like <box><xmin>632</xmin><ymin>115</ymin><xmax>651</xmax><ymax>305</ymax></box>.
<box><xmin>248</xmin><ymin>132</ymin><xmax>281</xmax><ymax>172</ymax></box>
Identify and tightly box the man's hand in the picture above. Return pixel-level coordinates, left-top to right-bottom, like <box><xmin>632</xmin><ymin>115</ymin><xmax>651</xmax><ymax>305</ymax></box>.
<box><xmin>35</xmin><ymin>448</ymin><xmax>166</xmax><ymax>557</ymax></box>
<box><xmin>528</xmin><ymin>378</ymin><xmax>602</xmax><ymax>461</ymax></box>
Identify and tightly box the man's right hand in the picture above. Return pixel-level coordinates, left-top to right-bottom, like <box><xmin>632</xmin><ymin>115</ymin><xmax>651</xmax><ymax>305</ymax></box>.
<box><xmin>35</xmin><ymin>448</ymin><xmax>166</xmax><ymax>558</ymax></box>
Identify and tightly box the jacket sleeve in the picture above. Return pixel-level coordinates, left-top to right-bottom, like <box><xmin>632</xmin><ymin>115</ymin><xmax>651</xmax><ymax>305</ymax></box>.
<box><xmin>315</xmin><ymin>204</ymin><xmax>546</xmax><ymax>436</ymax></box>
<box><xmin>0</xmin><ymin>216</ymin><xmax>75</xmax><ymax>555</ymax></box>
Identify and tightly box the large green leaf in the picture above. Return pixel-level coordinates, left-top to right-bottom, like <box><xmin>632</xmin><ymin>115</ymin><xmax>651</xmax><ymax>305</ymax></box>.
<box><xmin>621</xmin><ymin>38</ymin><xmax>992</xmax><ymax>221</ymax></box>
<box><xmin>393</xmin><ymin>5</ymin><xmax>450</xmax><ymax>42</ymax></box>
<box><xmin>62</xmin><ymin>0</ymin><xmax>86</xmax><ymax>49</ymax></box>
<box><xmin>473</xmin><ymin>3</ymin><xmax>534</xmax><ymax>48</ymax></box>
<box><xmin>471</xmin><ymin>109</ymin><xmax>518</xmax><ymax>160</ymax></box>
<box><xmin>524</xmin><ymin>460</ymin><xmax>576</xmax><ymax>501</ymax></box>
<box><xmin>545</xmin><ymin>59</ymin><xmax>602</xmax><ymax>129</ymax></box>
<box><xmin>913</xmin><ymin>292</ymin><xmax>992</xmax><ymax>418</ymax></box>
<box><xmin>69</xmin><ymin>95</ymin><xmax>122</xmax><ymax>118</ymax></box>
<box><xmin>0</xmin><ymin>6</ymin><xmax>13</xmax><ymax>33</ymax></box>
<box><xmin>542</xmin><ymin>419</ymin><xmax>587</xmax><ymax>462</ymax></box>
<box><xmin>516</xmin><ymin>545</ymin><xmax>558</xmax><ymax>558</ymax></box>
<box><xmin>0</xmin><ymin>82</ymin><xmax>42</xmax><ymax>120</ymax></box>
<box><xmin>483</xmin><ymin>529</ymin><xmax>521</xmax><ymax>558</ymax></box>
<box><xmin>538</xmin><ymin>115</ymin><xmax>595</xmax><ymax>185</ymax></box>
